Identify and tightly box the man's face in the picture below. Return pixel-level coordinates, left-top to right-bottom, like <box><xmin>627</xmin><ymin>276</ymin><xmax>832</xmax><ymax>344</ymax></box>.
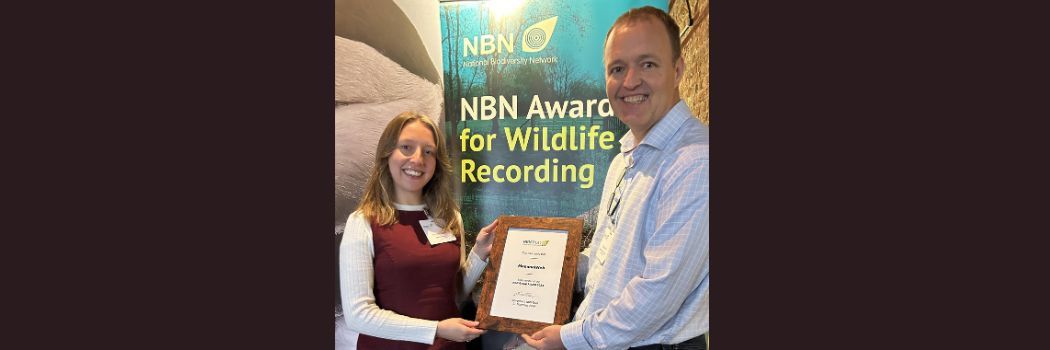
<box><xmin>604</xmin><ymin>18</ymin><xmax>683</xmax><ymax>142</ymax></box>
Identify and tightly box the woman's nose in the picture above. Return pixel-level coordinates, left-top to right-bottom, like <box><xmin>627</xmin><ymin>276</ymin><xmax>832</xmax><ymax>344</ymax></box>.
<box><xmin>408</xmin><ymin>147</ymin><xmax>424</xmax><ymax>162</ymax></box>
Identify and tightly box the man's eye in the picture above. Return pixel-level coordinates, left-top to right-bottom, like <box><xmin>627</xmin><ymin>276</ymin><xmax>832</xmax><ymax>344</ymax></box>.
<box><xmin>609</xmin><ymin>66</ymin><xmax>623</xmax><ymax>74</ymax></box>
<box><xmin>643</xmin><ymin>62</ymin><xmax>656</xmax><ymax>69</ymax></box>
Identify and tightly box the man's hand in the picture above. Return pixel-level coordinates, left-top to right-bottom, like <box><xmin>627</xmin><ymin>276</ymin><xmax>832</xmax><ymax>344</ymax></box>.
<box><xmin>473</xmin><ymin>219</ymin><xmax>499</xmax><ymax>260</ymax></box>
<box><xmin>521</xmin><ymin>325</ymin><xmax>563</xmax><ymax>350</ymax></box>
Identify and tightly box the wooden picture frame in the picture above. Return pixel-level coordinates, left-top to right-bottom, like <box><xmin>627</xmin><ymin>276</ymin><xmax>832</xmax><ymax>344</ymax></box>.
<box><xmin>476</xmin><ymin>215</ymin><xmax>583</xmax><ymax>335</ymax></box>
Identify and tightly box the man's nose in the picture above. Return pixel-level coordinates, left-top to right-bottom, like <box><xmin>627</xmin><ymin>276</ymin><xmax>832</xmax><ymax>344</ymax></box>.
<box><xmin>623</xmin><ymin>67</ymin><xmax>641</xmax><ymax>89</ymax></box>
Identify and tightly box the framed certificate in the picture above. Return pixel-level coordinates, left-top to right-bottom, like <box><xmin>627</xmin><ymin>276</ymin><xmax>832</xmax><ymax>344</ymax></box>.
<box><xmin>476</xmin><ymin>215</ymin><xmax>583</xmax><ymax>335</ymax></box>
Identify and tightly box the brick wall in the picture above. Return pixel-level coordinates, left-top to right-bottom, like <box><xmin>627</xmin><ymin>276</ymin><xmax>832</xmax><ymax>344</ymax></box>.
<box><xmin>669</xmin><ymin>0</ymin><xmax>709</xmax><ymax>126</ymax></box>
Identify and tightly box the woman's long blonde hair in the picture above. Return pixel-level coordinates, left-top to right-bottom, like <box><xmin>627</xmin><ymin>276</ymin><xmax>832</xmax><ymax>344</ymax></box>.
<box><xmin>356</xmin><ymin>111</ymin><xmax>464</xmax><ymax>238</ymax></box>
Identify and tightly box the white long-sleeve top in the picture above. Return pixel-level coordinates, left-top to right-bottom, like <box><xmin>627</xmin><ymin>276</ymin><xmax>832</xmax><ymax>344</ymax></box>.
<box><xmin>338</xmin><ymin>203</ymin><xmax>488</xmax><ymax>345</ymax></box>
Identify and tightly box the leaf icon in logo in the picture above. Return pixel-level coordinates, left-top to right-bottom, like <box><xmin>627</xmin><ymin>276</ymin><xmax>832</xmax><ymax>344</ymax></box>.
<box><xmin>521</xmin><ymin>16</ymin><xmax>558</xmax><ymax>53</ymax></box>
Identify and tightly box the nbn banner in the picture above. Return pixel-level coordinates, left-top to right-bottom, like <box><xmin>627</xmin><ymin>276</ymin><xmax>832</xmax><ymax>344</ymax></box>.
<box><xmin>440</xmin><ymin>0</ymin><xmax>666</xmax><ymax>244</ymax></box>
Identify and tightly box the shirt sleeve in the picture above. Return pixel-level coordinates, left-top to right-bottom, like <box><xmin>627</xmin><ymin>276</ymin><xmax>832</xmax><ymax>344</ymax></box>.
<box><xmin>562</xmin><ymin>155</ymin><xmax>709</xmax><ymax>350</ymax></box>
<box><xmin>461</xmin><ymin>212</ymin><xmax>488</xmax><ymax>301</ymax></box>
<box><xmin>339</xmin><ymin>211</ymin><xmax>440</xmax><ymax>345</ymax></box>
<box><xmin>462</xmin><ymin>247</ymin><xmax>488</xmax><ymax>300</ymax></box>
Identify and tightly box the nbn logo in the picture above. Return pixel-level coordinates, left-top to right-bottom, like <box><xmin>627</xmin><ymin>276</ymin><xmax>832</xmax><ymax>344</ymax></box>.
<box><xmin>521</xmin><ymin>16</ymin><xmax>557</xmax><ymax>52</ymax></box>
<box><xmin>462</xmin><ymin>16</ymin><xmax>558</xmax><ymax>57</ymax></box>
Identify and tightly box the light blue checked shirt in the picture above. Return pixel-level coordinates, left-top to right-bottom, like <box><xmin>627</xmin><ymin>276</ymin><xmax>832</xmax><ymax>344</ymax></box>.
<box><xmin>561</xmin><ymin>100</ymin><xmax>709</xmax><ymax>350</ymax></box>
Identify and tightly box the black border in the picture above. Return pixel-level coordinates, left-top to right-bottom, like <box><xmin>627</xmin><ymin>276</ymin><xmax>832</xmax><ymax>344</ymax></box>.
<box><xmin>712</xmin><ymin>1</ymin><xmax>1040</xmax><ymax>349</ymax></box>
<box><xmin>15</xmin><ymin>1</ymin><xmax>335</xmax><ymax>348</ymax></box>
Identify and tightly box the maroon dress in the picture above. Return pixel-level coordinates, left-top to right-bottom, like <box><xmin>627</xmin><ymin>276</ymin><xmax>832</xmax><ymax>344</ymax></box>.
<box><xmin>357</xmin><ymin>209</ymin><xmax>464</xmax><ymax>350</ymax></box>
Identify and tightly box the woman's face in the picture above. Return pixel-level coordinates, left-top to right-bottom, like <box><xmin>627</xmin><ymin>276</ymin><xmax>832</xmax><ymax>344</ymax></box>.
<box><xmin>387</xmin><ymin>121</ymin><xmax>437</xmax><ymax>205</ymax></box>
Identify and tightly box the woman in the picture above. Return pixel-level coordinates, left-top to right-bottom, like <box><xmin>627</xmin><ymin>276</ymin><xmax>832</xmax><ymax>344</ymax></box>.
<box><xmin>337</xmin><ymin>111</ymin><xmax>498</xmax><ymax>350</ymax></box>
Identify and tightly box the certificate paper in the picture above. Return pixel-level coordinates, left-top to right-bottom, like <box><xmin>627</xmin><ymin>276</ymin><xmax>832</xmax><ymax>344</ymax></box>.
<box><xmin>476</xmin><ymin>215</ymin><xmax>582</xmax><ymax>334</ymax></box>
<box><xmin>488</xmin><ymin>228</ymin><xmax>569</xmax><ymax>323</ymax></box>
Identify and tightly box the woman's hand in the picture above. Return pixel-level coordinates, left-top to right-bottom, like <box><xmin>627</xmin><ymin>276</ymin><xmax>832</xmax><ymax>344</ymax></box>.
<box><xmin>473</xmin><ymin>219</ymin><xmax>499</xmax><ymax>260</ymax></box>
<box><xmin>436</xmin><ymin>318</ymin><xmax>486</xmax><ymax>343</ymax></box>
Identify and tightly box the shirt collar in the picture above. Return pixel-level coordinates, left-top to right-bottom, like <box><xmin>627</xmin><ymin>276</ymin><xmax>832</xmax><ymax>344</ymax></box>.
<box><xmin>393</xmin><ymin>203</ymin><xmax>426</xmax><ymax>211</ymax></box>
<box><xmin>618</xmin><ymin>100</ymin><xmax>692</xmax><ymax>153</ymax></box>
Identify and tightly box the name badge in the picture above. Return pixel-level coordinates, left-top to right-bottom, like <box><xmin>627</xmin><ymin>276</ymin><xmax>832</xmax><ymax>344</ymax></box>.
<box><xmin>420</xmin><ymin>218</ymin><xmax>457</xmax><ymax>245</ymax></box>
<box><xmin>595</xmin><ymin>227</ymin><xmax>615</xmax><ymax>265</ymax></box>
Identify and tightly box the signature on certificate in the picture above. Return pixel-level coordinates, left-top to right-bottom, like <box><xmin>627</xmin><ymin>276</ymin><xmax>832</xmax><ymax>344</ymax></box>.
<box><xmin>512</xmin><ymin>291</ymin><xmax>536</xmax><ymax>299</ymax></box>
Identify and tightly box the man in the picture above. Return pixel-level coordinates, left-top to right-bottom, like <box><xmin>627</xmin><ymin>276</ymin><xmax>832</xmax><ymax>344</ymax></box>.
<box><xmin>522</xmin><ymin>6</ymin><xmax>708</xmax><ymax>350</ymax></box>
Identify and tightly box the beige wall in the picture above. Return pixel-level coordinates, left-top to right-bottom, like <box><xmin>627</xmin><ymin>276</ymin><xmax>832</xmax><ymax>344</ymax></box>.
<box><xmin>669</xmin><ymin>0</ymin><xmax>709</xmax><ymax>126</ymax></box>
<box><xmin>392</xmin><ymin>0</ymin><xmax>443</xmax><ymax>83</ymax></box>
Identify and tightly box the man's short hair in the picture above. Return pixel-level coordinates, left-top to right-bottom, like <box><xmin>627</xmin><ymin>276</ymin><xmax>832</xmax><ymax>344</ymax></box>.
<box><xmin>605</xmin><ymin>6</ymin><xmax>682</xmax><ymax>61</ymax></box>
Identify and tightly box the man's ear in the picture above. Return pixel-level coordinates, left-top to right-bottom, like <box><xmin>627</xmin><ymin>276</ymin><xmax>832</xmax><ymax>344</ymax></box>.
<box><xmin>675</xmin><ymin>55</ymin><xmax>685</xmax><ymax>84</ymax></box>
